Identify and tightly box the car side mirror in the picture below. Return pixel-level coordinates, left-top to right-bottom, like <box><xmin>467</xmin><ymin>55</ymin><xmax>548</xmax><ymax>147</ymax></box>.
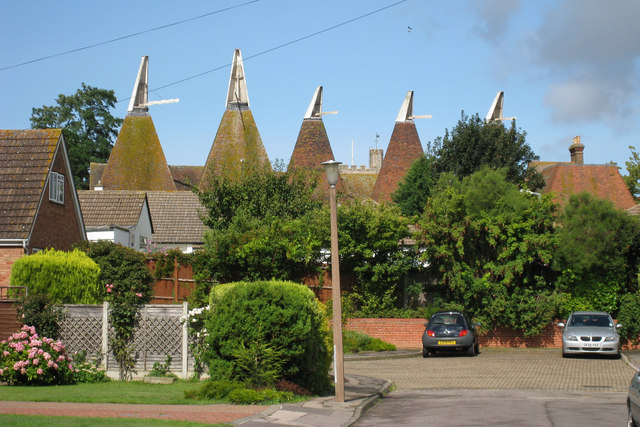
<box><xmin>557</xmin><ymin>322</ymin><xmax>565</xmax><ymax>328</ymax></box>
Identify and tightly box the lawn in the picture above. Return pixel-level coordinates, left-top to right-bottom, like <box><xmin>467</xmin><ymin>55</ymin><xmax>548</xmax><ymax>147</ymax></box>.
<box><xmin>0</xmin><ymin>380</ymin><xmax>220</xmax><ymax>405</ymax></box>
<box><xmin>0</xmin><ymin>414</ymin><xmax>228</xmax><ymax>426</ymax></box>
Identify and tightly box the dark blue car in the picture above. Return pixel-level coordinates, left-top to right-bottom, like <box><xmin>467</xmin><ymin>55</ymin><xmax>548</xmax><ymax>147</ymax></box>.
<box><xmin>421</xmin><ymin>311</ymin><xmax>480</xmax><ymax>358</ymax></box>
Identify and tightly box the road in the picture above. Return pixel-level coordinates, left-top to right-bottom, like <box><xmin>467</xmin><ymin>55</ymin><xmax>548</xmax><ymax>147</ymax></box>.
<box><xmin>344</xmin><ymin>348</ymin><xmax>635</xmax><ymax>426</ymax></box>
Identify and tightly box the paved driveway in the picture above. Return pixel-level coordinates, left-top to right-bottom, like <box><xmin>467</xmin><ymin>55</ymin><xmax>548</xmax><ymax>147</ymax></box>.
<box><xmin>344</xmin><ymin>348</ymin><xmax>636</xmax><ymax>392</ymax></box>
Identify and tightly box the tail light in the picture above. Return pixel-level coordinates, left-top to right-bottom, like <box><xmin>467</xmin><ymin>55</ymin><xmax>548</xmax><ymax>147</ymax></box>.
<box><xmin>427</xmin><ymin>330</ymin><xmax>435</xmax><ymax>337</ymax></box>
<box><xmin>459</xmin><ymin>329</ymin><xmax>468</xmax><ymax>337</ymax></box>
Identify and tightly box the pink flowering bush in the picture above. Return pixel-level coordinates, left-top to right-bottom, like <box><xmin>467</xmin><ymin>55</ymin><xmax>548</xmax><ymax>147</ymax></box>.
<box><xmin>0</xmin><ymin>325</ymin><xmax>75</xmax><ymax>385</ymax></box>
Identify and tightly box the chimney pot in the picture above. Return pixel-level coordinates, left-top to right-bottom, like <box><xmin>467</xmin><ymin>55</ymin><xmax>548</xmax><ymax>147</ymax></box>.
<box><xmin>569</xmin><ymin>135</ymin><xmax>584</xmax><ymax>165</ymax></box>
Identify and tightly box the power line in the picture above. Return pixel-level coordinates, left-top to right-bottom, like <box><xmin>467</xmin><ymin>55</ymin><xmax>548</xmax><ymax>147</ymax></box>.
<box><xmin>133</xmin><ymin>0</ymin><xmax>408</xmax><ymax>100</ymax></box>
<box><xmin>0</xmin><ymin>0</ymin><xmax>260</xmax><ymax>72</ymax></box>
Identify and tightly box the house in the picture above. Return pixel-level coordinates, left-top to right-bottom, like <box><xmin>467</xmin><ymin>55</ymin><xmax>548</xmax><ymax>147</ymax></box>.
<box><xmin>0</xmin><ymin>129</ymin><xmax>86</xmax><ymax>286</ymax></box>
<box><xmin>77</xmin><ymin>190</ymin><xmax>152</xmax><ymax>252</ymax></box>
<box><xmin>529</xmin><ymin>136</ymin><xmax>635</xmax><ymax>210</ymax></box>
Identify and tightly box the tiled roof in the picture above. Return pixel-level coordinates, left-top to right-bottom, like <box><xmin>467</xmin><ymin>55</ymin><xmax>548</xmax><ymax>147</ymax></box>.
<box><xmin>531</xmin><ymin>162</ymin><xmax>635</xmax><ymax>210</ymax></box>
<box><xmin>146</xmin><ymin>191</ymin><xmax>207</xmax><ymax>245</ymax></box>
<box><xmin>0</xmin><ymin>129</ymin><xmax>61</xmax><ymax>239</ymax></box>
<box><xmin>340</xmin><ymin>173</ymin><xmax>378</xmax><ymax>200</ymax></box>
<box><xmin>371</xmin><ymin>121</ymin><xmax>424</xmax><ymax>202</ymax></box>
<box><xmin>200</xmin><ymin>109</ymin><xmax>270</xmax><ymax>188</ymax></box>
<box><xmin>77</xmin><ymin>190</ymin><xmax>147</xmax><ymax>228</ymax></box>
<box><xmin>289</xmin><ymin>119</ymin><xmax>340</xmax><ymax>191</ymax></box>
<box><xmin>101</xmin><ymin>115</ymin><xmax>176</xmax><ymax>191</ymax></box>
<box><xmin>168</xmin><ymin>165</ymin><xmax>204</xmax><ymax>191</ymax></box>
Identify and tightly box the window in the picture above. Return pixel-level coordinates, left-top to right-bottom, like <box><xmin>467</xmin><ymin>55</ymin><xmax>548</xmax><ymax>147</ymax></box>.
<box><xmin>49</xmin><ymin>172</ymin><xmax>64</xmax><ymax>204</ymax></box>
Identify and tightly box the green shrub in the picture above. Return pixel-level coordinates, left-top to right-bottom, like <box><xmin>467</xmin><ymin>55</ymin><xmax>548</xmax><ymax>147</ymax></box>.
<box><xmin>184</xmin><ymin>380</ymin><xmax>295</xmax><ymax>404</ymax></box>
<box><xmin>342</xmin><ymin>330</ymin><xmax>396</xmax><ymax>354</ymax></box>
<box><xmin>72</xmin><ymin>350</ymin><xmax>109</xmax><ymax>383</ymax></box>
<box><xmin>618</xmin><ymin>291</ymin><xmax>640</xmax><ymax>344</ymax></box>
<box><xmin>10</xmin><ymin>249</ymin><xmax>100</xmax><ymax>303</ymax></box>
<box><xmin>205</xmin><ymin>281</ymin><xmax>332</xmax><ymax>395</ymax></box>
<box><xmin>16</xmin><ymin>293</ymin><xmax>65</xmax><ymax>339</ymax></box>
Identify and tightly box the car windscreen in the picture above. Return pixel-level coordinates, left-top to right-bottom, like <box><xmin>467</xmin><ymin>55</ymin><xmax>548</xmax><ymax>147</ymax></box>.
<box><xmin>568</xmin><ymin>314</ymin><xmax>612</xmax><ymax>327</ymax></box>
<box><xmin>429</xmin><ymin>314</ymin><xmax>466</xmax><ymax>328</ymax></box>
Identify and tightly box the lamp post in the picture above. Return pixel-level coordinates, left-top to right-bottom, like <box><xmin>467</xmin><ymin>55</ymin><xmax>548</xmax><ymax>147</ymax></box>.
<box><xmin>322</xmin><ymin>160</ymin><xmax>344</xmax><ymax>402</ymax></box>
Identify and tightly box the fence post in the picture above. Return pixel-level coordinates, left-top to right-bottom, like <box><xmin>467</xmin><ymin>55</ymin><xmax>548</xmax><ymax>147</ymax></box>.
<box><xmin>182</xmin><ymin>301</ymin><xmax>188</xmax><ymax>379</ymax></box>
<box><xmin>101</xmin><ymin>301</ymin><xmax>109</xmax><ymax>370</ymax></box>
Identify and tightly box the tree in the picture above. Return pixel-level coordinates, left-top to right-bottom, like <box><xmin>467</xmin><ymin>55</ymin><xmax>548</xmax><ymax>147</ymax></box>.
<box><xmin>30</xmin><ymin>83</ymin><xmax>123</xmax><ymax>189</ymax></box>
<box><xmin>624</xmin><ymin>145</ymin><xmax>640</xmax><ymax>199</ymax></box>
<box><xmin>429</xmin><ymin>112</ymin><xmax>544</xmax><ymax>190</ymax></box>
<box><xmin>416</xmin><ymin>167</ymin><xmax>561</xmax><ymax>335</ymax></box>
<box><xmin>553</xmin><ymin>192</ymin><xmax>640</xmax><ymax>314</ymax></box>
<box><xmin>391</xmin><ymin>154</ymin><xmax>439</xmax><ymax>217</ymax></box>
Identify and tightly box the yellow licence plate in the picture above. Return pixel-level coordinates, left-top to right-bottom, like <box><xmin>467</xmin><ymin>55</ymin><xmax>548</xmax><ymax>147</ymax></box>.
<box><xmin>437</xmin><ymin>340</ymin><xmax>456</xmax><ymax>345</ymax></box>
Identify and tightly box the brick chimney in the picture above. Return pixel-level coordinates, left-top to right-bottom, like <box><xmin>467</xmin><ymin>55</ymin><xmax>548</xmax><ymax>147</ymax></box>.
<box><xmin>569</xmin><ymin>136</ymin><xmax>584</xmax><ymax>164</ymax></box>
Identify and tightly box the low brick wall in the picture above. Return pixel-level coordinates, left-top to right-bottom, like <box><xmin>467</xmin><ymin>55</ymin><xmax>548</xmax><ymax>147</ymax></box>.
<box><xmin>345</xmin><ymin>318</ymin><xmax>566</xmax><ymax>349</ymax></box>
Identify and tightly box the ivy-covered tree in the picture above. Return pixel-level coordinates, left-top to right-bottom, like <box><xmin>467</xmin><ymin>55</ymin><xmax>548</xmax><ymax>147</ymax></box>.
<box><xmin>553</xmin><ymin>192</ymin><xmax>640</xmax><ymax>315</ymax></box>
<box><xmin>429</xmin><ymin>112</ymin><xmax>544</xmax><ymax>190</ymax></box>
<box><xmin>30</xmin><ymin>83</ymin><xmax>123</xmax><ymax>189</ymax></box>
<box><xmin>416</xmin><ymin>167</ymin><xmax>561</xmax><ymax>336</ymax></box>
<box><xmin>195</xmin><ymin>160</ymin><xmax>324</xmax><ymax>283</ymax></box>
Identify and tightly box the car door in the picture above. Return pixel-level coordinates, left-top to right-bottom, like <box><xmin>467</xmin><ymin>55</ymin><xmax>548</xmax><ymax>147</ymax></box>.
<box><xmin>630</xmin><ymin>371</ymin><xmax>640</xmax><ymax>421</ymax></box>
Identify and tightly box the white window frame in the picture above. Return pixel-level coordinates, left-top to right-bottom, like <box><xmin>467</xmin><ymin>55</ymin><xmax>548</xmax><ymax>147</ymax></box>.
<box><xmin>49</xmin><ymin>171</ymin><xmax>64</xmax><ymax>204</ymax></box>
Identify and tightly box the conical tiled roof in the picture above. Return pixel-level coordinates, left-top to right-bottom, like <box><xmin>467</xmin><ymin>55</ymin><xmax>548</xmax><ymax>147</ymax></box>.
<box><xmin>289</xmin><ymin>86</ymin><xmax>340</xmax><ymax>190</ymax></box>
<box><xmin>100</xmin><ymin>115</ymin><xmax>176</xmax><ymax>191</ymax></box>
<box><xmin>101</xmin><ymin>56</ymin><xmax>176</xmax><ymax>191</ymax></box>
<box><xmin>371</xmin><ymin>92</ymin><xmax>425</xmax><ymax>202</ymax></box>
<box><xmin>200</xmin><ymin>49</ymin><xmax>269</xmax><ymax>187</ymax></box>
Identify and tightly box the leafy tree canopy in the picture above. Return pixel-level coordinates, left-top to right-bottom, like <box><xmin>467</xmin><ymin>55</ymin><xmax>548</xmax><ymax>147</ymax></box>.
<box><xmin>30</xmin><ymin>83</ymin><xmax>123</xmax><ymax>189</ymax></box>
<box><xmin>553</xmin><ymin>192</ymin><xmax>640</xmax><ymax>311</ymax></box>
<box><xmin>416</xmin><ymin>167</ymin><xmax>561</xmax><ymax>335</ymax></box>
<box><xmin>624</xmin><ymin>145</ymin><xmax>640</xmax><ymax>199</ymax></box>
<box><xmin>429</xmin><ymin>112</ymin><xmax>545</xmax><ymax>190</ymax></box>
<box><xmin>391</xmin><ymin>154</ymin><xmax>439</xmax><ymax>217</ymax></box>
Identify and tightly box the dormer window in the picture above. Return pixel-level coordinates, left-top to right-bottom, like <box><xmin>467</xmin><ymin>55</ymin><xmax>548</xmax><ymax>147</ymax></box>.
<box><xmin>49</xmin><ymin>171</ymin><xmax>64</xmax><ymax>204</ymax></box>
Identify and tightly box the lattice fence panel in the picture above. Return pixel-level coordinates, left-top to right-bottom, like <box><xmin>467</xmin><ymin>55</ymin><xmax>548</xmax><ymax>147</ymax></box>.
<box><xmin>59</xmin><ymin>305</ymin><xmax>103</xmax><ymax>359</ymax></box>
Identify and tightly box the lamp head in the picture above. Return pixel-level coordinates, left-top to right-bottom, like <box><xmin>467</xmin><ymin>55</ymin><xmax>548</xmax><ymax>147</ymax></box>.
<box><xmin>322</xmin><ymin>160</ymin><xmax>342</xmax><ymax>187</ymax></box>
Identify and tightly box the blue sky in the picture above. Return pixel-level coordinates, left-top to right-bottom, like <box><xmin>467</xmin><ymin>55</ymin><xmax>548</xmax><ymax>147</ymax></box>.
<box><xmin>2</xmin><ymin>0</ymin><xmax>639</xmax><ymax>173</ymax></box>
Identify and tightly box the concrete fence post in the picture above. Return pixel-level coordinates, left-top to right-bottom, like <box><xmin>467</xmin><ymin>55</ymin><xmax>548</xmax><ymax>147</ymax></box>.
<box><xmin>101</xmin><ymin>301</ymin><xmax>109</xmax><ymax>370</ymax></box>
<box><xmin>182</xmin><ymin>301</ymin><xmax>189</xmax><ymax>379</ymax></box>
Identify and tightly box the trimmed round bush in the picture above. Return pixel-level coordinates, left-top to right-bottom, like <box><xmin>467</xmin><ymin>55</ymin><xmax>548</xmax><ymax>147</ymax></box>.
<box><xmin>205</xmin><ymin>281</ymin><xmax>332</xmax><ymax>395</ymax></box>
<box><xmin>10</xmin><ymin>249</ymin><xmax>100</xmax><ymax>303</ymax></box>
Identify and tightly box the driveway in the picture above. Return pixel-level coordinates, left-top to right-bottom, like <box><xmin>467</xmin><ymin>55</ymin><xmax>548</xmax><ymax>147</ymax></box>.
<box><xmin>344</xmin><ymin>348</ymin><xmax>636</xmax><ymax>392</ymax></box>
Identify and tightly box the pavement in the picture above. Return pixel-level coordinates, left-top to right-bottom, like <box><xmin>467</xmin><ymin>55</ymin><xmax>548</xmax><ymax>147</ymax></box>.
<box><xmin>2</xmin><ymin>348</ymin><xmax>636</xmax><ymax>426</ymax></box>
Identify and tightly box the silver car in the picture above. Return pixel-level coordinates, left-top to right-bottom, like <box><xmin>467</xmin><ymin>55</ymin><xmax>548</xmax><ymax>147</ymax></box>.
<box><xmin>628</xmin><ymin>371</ymin><xmax>640</xmax><ymax>426</ymax></box>
<box><xmin>557</xmin><ymin>311</ymin><xmax>621</xmax><ymax>358</ymax></box>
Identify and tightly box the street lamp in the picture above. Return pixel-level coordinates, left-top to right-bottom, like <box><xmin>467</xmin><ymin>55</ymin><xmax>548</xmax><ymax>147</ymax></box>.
<box><xmin>322</xmin><ymin>159</ymin><xmax>344</xmax><ymax>402</ymax></box>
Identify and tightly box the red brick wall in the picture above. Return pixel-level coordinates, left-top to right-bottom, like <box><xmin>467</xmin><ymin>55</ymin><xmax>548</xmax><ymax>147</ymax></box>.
<box><xmin>29</xmin><ymin>145</ymin><xmax>84</xmax><ymax>252</ymax></box>
<box><xmin>345</xmin><ymin>318</ymin><xmax>566</xmax><ymax>349</ymax></box>
<box><xmin>0</xmin><ymin>247</ymin><xmax>25</xmax><ymax>287</ymax></box>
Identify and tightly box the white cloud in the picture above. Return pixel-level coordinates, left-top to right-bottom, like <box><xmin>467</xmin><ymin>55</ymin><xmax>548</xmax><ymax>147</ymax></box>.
<box><xmin>472</xmin><ymin>0</ymin><xmax>521</xmax><ymax>44</ymax></box>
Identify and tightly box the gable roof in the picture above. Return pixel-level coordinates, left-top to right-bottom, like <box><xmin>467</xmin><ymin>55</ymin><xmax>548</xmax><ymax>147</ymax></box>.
<box><xmin>0</xmin><ymin>129</ymin><xmax>65</xmax><ymax>240</ymax></box>
<box><xmin>77</xmin><ymin>190</ymin><xmax>150</xmax><ymax>230</ymax></box>
<box><xmin>169</xmin><ymin>165</ymin><xmax>203</xmax><ymax>191</ymax></box>
<box><xmin>146</xmin><ymin>191</ymin><xmax>207</xmax><ymax>246</ymax></box>
<box><xmin>530</xmin><ymin>162</ymin><xmax>635</xmax><ymax>210</ymax></box>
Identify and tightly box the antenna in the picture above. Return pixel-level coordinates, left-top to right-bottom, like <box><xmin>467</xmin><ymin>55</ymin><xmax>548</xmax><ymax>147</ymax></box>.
<box><xmin>485</xmin><ymin>91</ymin><xmax>516</xmax><ymax>123</ymax></box>
<box><xmin>375</xmin><ymin>133</ymin><xmax>379</xmax><ymax>148</ymax></box>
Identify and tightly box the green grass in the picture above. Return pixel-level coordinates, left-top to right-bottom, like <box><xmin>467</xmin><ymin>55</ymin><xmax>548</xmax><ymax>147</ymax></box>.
<box><xmin>0</xmin><ymin>414</ymin><xmax>228</xmax><ymax>426</ymax></box>
<box><xmin>0</xmin><ymin>380</ymin><xmax>221</xmax><ymax>405</ymax></box>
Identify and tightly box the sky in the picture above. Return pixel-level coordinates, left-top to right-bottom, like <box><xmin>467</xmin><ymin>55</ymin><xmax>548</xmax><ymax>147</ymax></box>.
<box><xmin>2</xmin><ymin>0</ymin><xmax>640</xmax><ymax>174</ymax></box>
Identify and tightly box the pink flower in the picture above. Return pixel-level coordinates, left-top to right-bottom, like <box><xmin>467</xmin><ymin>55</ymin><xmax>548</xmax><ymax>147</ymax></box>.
<box><xmin>2</xmin><ymin>351</ymin><xmax>9</xmax><ymax>357</ymax></box>
<box><xmin>0</xmin><ymin>368</ymin><xmax>4</xmax><ymax>375</ymax></box>
<box><xmin>37</xmin><ymin>368</ymin><xmax>43</xmax><ymax>375</ymax></box>
<box><xmin>135</xmin><ymin>293</ymin><xmax>142</xmax><ymax>297</ymax></box>
<box><xmin>47</xmin><ymin>360</ymin><xmax>54</xmax><ymax>367</ymax></box>
<box><xmin>43</xmin><ymin>352</ymin><xmax>51</xmax><ymax>360</ymax></box>
<box><xmin>33</xmin><ymin>358</ymin><xmax>39</xmax><ymax>365</ymax></box>
<box><xmin>68</xmin><ymin>364</ymin><xmax>74</xmax><ymax>371</ymax></box>
<box><xmin>38</xmin><ymin>349</ymin><xmax>43</xmax><ymax>355</ymax></box>
<box><xmin>107</xmin><ymin>288</ymin><xmax>112</xmax><ymax>293</ymax></box>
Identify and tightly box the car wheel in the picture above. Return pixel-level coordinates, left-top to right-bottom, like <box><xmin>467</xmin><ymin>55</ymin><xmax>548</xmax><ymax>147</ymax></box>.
<box><xmin>467</xmin><ymin>344</ymin><xmax>476</xmax><ymax>357</ymax></box>
<box><xmin>628</xmin><ymin>403</ymin><xmax>636</xmax><ymax>427</ymax></box>
<box><xmin>422</xmin><ymin>346</ymin><xmax>430</xmax><ymax>358</ymax></box>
